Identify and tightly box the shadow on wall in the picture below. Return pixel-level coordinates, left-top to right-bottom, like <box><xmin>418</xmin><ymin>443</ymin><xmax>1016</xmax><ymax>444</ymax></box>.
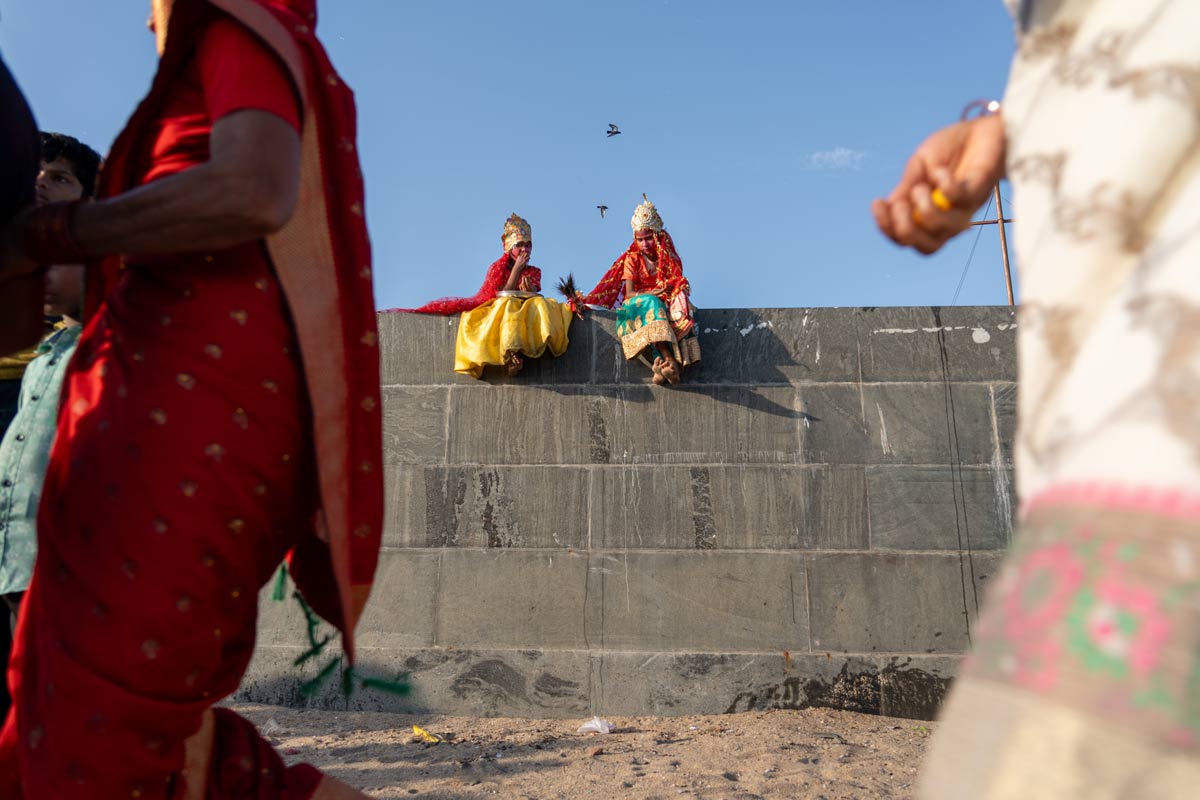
<box><xmin>531</xmin><ymin>308</ymin><xmax>806</xmax><ymax>420</ymax></box>
<box><xmin>235</xmin><ymin>653</ymin><xmax>953</xmax><ymax>722</ymax></box>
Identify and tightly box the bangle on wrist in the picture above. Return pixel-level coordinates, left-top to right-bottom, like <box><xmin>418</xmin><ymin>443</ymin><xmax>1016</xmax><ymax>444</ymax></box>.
<box><xmin>22</xmin><ymin>201</ymin><xmax>88</xmax><ymax>266</ymax></box>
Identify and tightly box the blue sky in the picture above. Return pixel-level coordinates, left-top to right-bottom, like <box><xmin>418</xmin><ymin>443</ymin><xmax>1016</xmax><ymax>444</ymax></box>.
<box><xmin>1</xmin><ymin>1</ymin><xmax>1019</xmax><ymax>310</ymax></box>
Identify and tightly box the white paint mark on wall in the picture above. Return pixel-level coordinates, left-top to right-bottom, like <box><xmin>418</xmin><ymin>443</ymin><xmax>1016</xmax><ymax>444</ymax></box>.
<box><xmin>990</xmin><ymin>445</ymin><xmax>1013</xmax><ymax>538</ymax></box>
<box><xmin>738</xmin><ymin>321</ymin><xmax>773</xmax><ymax>337</ymax></box>
<box><xmin>876</xmin><ymin>403</ymin><xmax>893</xmax><ymax>455</ymax></box>
<box><xmin>972</xmin><ymin>327</ymin><xmax>992</xmax><ymax>344</ymax></box>
<box><xmin>875</xmin><ymin>324</ymin><xmax>1001</xmax><ymax>337</ymax></box>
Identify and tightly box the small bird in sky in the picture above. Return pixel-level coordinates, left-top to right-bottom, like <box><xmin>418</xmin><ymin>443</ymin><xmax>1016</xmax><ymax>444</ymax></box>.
<box><xmin>606</xmin><ymin>123</ymin><xmax>621</xmax><ymax>138</ymax></box>
<box><xmin>597</xmin><ymin>205</ymin><xmax>608</xmax><ymax>218</ymax></box>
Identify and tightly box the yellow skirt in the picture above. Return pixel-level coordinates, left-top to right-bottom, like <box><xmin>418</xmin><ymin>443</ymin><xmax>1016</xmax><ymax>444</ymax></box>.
<box><xmin>454</xmin><ymin>295</ymin><xmax>572</xmax><ymax>379</ymax></box>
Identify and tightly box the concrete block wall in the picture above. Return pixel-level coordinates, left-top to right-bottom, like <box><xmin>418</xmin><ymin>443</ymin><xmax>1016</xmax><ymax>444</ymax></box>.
<box><xmin>239</xmin><ymin>306</ymin><xmax>1018</xmax><ymax>720</ymax></box>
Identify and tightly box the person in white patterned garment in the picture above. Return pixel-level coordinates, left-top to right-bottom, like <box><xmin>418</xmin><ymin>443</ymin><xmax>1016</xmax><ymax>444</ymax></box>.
<box><xmin>874</xmin><ymin>2</ymin><xmax>1200</xmax><ymax>798</ymax></box>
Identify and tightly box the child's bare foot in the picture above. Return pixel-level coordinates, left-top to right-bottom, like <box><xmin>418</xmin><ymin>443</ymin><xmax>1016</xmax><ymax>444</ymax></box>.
<box><xmin>504</xmin><ymin>351</ymin><xmax>524</xmax><ymax>377</ymax></box>
<box><xmin>659</xmin><ymin>355</ymin><xmax>681</xmax><ymax>384</ymax></box>
<box><xmin>651</xmin><ymin>357</ymin><xmax>668</xmax><ymax>385</ymax></box>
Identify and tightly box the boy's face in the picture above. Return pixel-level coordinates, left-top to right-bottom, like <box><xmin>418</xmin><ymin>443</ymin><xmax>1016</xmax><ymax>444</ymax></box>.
<box><xmin>44</xmin><ymin>265</ymin><xmax>84</xmax><ymax>319</ymax></box>
<box><xmin>36</xmin><ymin>157</ymin><xmax>85</xmax><ymax>205</ymax></box>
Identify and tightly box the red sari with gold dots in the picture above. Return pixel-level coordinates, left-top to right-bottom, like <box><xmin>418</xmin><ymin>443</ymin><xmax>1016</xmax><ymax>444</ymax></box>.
<box><xmin>0</xmin><ymin>1</ymin><xmax>383</xmax><ymax>797</ymax></box>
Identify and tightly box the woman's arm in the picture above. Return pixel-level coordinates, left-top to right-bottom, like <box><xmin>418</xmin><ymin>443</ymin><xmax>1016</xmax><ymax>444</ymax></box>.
<box><xmin>76</xmin><ymin>109</ymin><xmax>300</xmax><ymax>255</ymax></box>
<box><xmin>0</xmin><ymin>109</ymin><xmax>299</xmax><ymax>280</ymax></box>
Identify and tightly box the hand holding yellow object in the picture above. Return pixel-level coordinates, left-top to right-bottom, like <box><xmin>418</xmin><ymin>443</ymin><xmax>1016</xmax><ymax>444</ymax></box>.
<box><xmin>871</xmin><ymin>114</ymin><xmax>1006</xmax><ymax>255</ymax></box>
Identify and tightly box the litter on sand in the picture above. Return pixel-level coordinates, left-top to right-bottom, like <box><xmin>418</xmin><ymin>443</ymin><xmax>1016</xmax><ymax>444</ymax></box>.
<box><xmin>576</xmin><ymin>716</ymin><xmax>614</xmax><ymax>735</ymax></box>
<box><xmin>412</xmin><ymin>724</ymin><xmax>443</xmax><ymax>744</ymax></box>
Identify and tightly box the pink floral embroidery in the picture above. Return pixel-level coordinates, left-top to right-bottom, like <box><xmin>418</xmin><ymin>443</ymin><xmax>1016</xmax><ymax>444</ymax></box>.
<box><xmin>1069</xmin><ymin>578</ymin><xmax>1171</xmax><ymax>679</ymax></box>
<box><xmin>1002</xmin><ymin>542</ymin><xmax>1087</xmax><ymax>637</ymax></box>
<box><xmin>992</xmin><ymin>542</ymin><xmax>1087</xmax><ymax>691</ymax></box>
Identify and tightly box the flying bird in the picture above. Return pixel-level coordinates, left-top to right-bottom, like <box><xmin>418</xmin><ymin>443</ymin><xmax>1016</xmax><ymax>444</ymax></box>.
<box><xmin>606</xmin><ymin>124</ymin><xmax>621</xmax><ymax>138</ymax></box>
<box><xmin>597</xmin><ymin>205</ymin><xmax>608</xmax><ymax>218</ymax></box>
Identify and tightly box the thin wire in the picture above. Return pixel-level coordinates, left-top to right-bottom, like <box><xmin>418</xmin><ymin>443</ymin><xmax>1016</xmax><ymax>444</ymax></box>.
<box><xmin>951</xmin><ymin>193</ymin><xmax>994</xmax><ymax>305</ymax></box>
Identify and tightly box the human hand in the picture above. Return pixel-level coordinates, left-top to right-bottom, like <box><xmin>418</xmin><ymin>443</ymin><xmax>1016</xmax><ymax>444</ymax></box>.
<box><xmin>871</xmin><ymin>114</ymin><xmax>1006</xmax><ymax>255</ymax></box>
<box><xmin>512</xmin><ymin>250</ymin><xmax>530</xmax><ymax>272</ymax></box>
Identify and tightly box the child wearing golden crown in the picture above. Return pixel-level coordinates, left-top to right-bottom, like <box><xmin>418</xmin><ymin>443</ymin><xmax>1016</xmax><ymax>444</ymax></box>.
<box><xmin>583</xmin><ymin>196</ymin><xmax>699</xmax><ymax>384</ymax></box>
<box><xmin>403</xmin><ymin>213</ymin><xmax>574</xmax><ymax>378</ymax></box>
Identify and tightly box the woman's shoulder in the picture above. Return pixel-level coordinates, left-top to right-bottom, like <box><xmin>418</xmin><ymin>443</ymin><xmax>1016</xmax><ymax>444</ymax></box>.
<box><xmin>199</xmin><ymin>15</ymin><xmax>265</xmax><ymax>52</ymax></box>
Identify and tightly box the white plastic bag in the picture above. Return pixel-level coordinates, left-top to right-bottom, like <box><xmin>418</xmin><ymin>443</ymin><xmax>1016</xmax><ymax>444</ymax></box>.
<box><xmin>576</xmin><ymin>716</ymin><xmax>613</xmax><ymax>735</ymax></box>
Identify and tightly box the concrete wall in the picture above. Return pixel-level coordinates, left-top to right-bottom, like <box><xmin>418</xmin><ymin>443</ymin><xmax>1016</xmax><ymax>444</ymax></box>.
<box><xmin>239</xmin><ymin>305</ymin><xmax>1018</xmax><ymax>720</ymax></box>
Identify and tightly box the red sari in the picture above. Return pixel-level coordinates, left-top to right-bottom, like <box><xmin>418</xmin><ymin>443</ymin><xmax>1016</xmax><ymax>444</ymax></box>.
<box><xmin>0</xmin><ymin>1</ymin><xmax>382</xmax><ymax>798</ymax></box>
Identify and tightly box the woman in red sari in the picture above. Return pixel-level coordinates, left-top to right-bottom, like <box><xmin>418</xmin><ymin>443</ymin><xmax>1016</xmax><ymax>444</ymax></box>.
<box><xmin>0</xmin><ymin>1</ymin><xmax>381</xmax><ymax>797</ymax></box>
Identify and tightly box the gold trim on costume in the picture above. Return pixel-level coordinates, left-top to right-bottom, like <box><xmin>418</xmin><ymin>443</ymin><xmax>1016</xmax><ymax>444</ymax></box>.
<box><xmin>621</xmin><ymin>318</ymin><xmax>675</xmax><ymax>360</ymax></box>
<box><xmin>677</xmin><ymin>335</ymin><xmax>701</xmax><ymax>367</ymax></box>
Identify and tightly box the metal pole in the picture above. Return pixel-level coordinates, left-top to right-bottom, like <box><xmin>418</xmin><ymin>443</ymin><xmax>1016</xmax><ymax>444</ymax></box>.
<box><xmin>994</xmin><ymin>185</ymin><xmax>1014</xmax><ymax>305</ymax></box>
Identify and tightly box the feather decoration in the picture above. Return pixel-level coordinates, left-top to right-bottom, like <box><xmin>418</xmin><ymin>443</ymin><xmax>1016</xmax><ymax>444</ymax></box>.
<box><xmin>557</xmin><ymin>273</ymin><xmax>588</xmax><ymax>319</ymax></box>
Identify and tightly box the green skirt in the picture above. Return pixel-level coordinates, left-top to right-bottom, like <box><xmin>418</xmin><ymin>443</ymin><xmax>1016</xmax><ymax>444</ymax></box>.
<box><xmin>616</xmin><ymin>294</ymin><xmax>699</xmax><ymax>366</ymax></box>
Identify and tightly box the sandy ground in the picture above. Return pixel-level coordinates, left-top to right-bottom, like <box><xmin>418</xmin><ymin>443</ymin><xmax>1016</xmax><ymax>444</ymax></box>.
<box><xmin>231</xmin><ymin>703</ymin><xmax>933</xmax><ymax>799</ymax></box>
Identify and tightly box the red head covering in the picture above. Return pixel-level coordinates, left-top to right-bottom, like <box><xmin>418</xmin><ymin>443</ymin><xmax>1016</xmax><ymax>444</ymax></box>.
<box><xmin>583</xmin><ymin>229</ymin><xmax>689</xmax><ymax>308</ymax></box>
<box><xmin>90</xmin><ymin>0</ymin><xmax>381</xmax><ymax>661</ymax></box>
<box><xmin>394</xmin><ymin>252</ymin><xmax>542</xmax><ymax>315</ymax></box>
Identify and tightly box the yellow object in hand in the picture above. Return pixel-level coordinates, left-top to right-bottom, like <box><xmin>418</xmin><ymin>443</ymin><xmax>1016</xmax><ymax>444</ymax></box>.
<box><xmin>931</xmin><ymin>188</ymin><xmax>953</xmax><ymax>211</ymax></box>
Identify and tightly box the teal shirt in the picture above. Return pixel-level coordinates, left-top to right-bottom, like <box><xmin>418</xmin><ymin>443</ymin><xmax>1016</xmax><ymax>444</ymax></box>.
<box><xmin>0</xmin><ymin>325</ymin><xmax>80</xmax><ymax>596</ymax></box>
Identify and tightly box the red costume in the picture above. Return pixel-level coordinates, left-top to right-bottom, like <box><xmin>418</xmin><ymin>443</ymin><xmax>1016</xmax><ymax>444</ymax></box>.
<box><xmin>585</xmin><ymin>231</ymin><xmax>688</xmax><ymax>299</ymax></box>
<box><xmin>0</xmin><ymin>1</ymin><xmax>382</xmax><ymax>797</ymax></box>
<box><xmin>584</xmin><ymin>229</ymin><xmax>696</xmax><ymax>340</ymax></box>
<box><xmin>399</xmin><ymin>254</ymin><xmax>541</xmax><ymax>315</ymax></box>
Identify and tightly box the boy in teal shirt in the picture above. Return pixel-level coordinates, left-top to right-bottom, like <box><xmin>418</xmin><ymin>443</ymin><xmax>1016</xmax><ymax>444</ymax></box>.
<box><xmin>0</xmin><ymin>131</ymin><xmax>98</xmax><ymax>719</ymax></box>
